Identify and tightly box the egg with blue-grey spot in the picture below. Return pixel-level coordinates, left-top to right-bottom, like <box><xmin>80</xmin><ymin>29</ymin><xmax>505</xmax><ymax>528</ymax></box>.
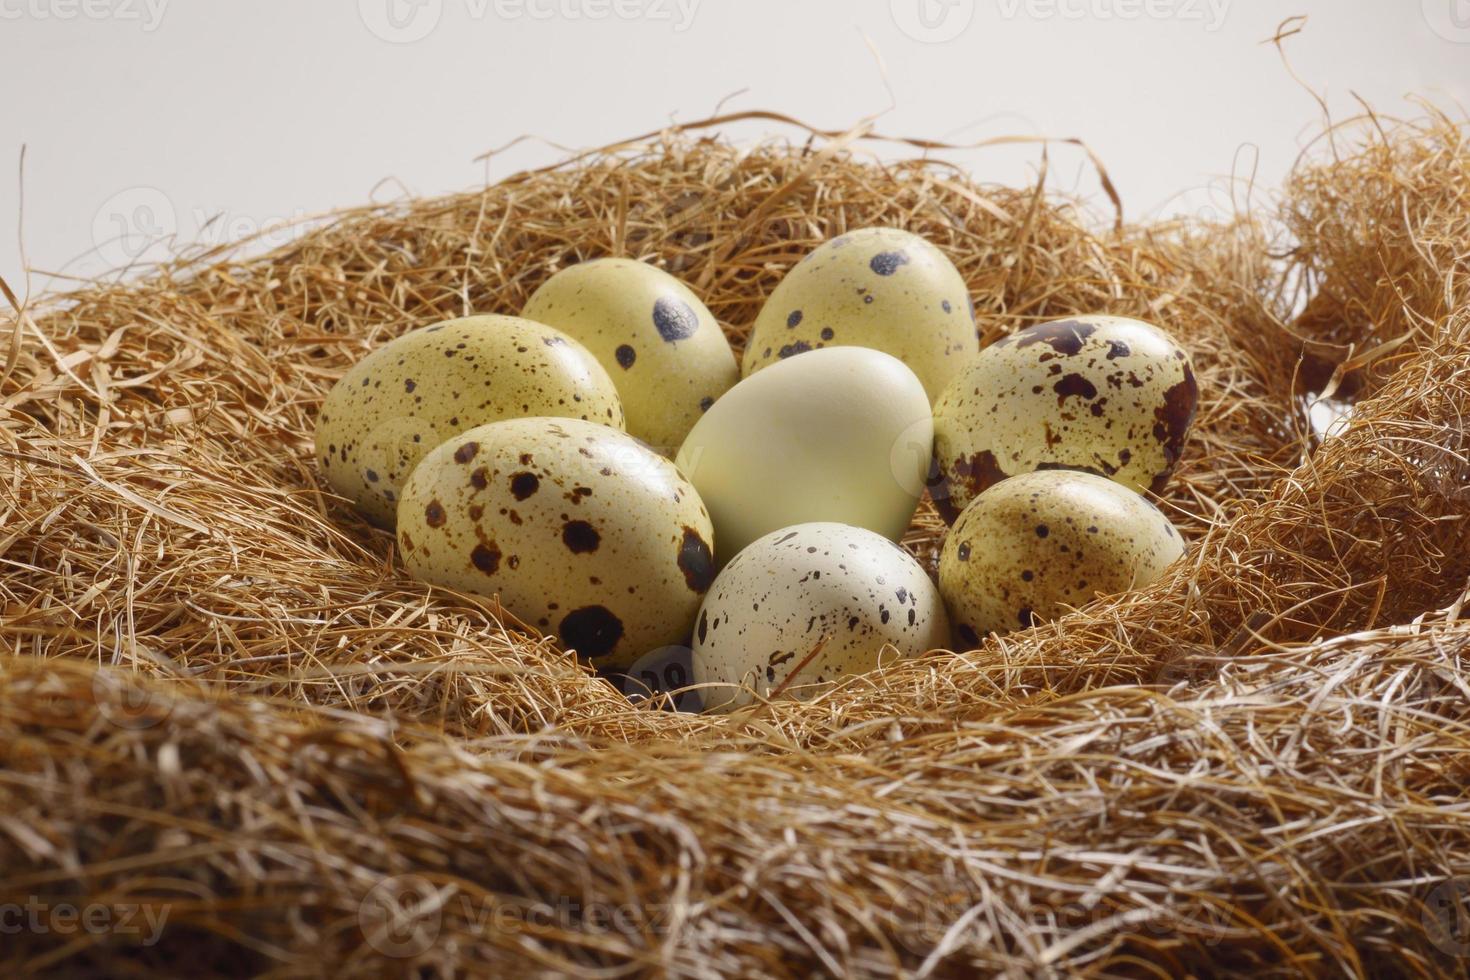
<box><xmin>931</xmin><ymin>314</ymin><xmax>1197</xmax><ymax>522</ymax></box>
<box><xmin>523</xmin><ymin>258</ymin><xmax>738</xmax><ymax>453</ymax></box>
<box><xmin>396</xmin><ymin>416</ymin><xmax>714</xmax><ymax>669</ymax></box>
<box><xmin>742</xmin><ymin>227</ymin><xmax>976</xmax><ymax>402</ymax></box>
<box><xmin>938</xmin><ymin>470</ymin><xmax>1184</xmax><ymax>645</ymax></box>
<box><xmin>692</xmin><ymin>522</ymin><xmax>949</xmax><ymax>711</ymax></box>
<box><xmin>316</xmin><ymin>315</ymin><xmax>623</xmax><ymax>526</ymax></box>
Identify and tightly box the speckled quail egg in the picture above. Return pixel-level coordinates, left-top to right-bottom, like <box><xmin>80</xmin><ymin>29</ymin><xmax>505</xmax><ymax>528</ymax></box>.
<box><xmin>676</xmin><ymin>346</ymin><xmax>933</xmax><ymax>563</ymax></box>
<box><xmin>317</xmin><ymin>315</ymin><xmax>624</xmax><ymax>526</ymax></box>
<box><xmin>396</xmin><ymin>416</ymin><xmax>714</xmax><ymax>668</ymax></box>
<box><xmin>938</xmin><ymin>470</ymin><xmax>1184</xmax><ymax>645</ymax></box>
<box><xmin>931</xmin><ymin>314</ymin><xmax>1197</xmax><ymax>522</ymax></box>
<box><xmin>742</xmin><ymin>227</ymin><xmax>977</xmax><ymax>402</ymax></box>
<box><xmin>522</xmin><ymin>258</ymin><xmax>738</xmax><ymax>453</ymax></box>
<box><xmin>692</xmin><ymin>522</ymin><xmax>949</xmax><ymax>711</ymax></box>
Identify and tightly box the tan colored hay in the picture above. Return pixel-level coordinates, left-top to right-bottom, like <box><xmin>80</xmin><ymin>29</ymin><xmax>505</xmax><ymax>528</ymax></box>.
<box><xmin>1</xmin><ymin>108</ymin><xmax>1468</xmax><ymax>975</ymax></box>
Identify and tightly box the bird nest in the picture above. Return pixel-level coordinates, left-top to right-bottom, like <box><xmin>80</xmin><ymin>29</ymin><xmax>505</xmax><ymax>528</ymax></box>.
<box><xmin>2</xmin><ymin>106</ymin><xmax>1469</xmax><ymax>976</ymax></box>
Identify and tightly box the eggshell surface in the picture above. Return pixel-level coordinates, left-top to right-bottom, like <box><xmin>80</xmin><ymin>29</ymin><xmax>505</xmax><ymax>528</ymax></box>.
<box><xmin>675</xmin><ymin>346</ymin><xmax>933</xmax><ymax>563</ymax></box>
<box><xmin>523</xmin><ymin>258</ymin><xmax>738</xmax><ymax>452</ymax></box>
<box><xmin>931</xmin><ymin>314</ymin><xmax>1197</xmax><ymax>522</ymax></box>
<box><xmin>938</xmin><ymin>470</ymin><xmax>1184</xmax><ymax>644</ymax></box>
<box><xmin>317</xmin><ymin>315</ymin><xmax>624</xmax><ymax>526</ymax></box>
<box><xmin>742</xmin><ymin>227</ymin><xmax>977</xmax><ymax>401</ymax></box>
<box><xmin>692</xmin><ymin>522</ymin><xmax>949</xmax><ymax>711</ymax></box>
<box><xmin>396</xmin><ymin>417</ymin><xmax>714</xmax><ymax>669</ymax></box>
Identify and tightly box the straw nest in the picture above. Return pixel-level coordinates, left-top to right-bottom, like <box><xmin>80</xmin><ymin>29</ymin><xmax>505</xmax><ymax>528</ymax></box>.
<box><xmin>1</xmin><ymin>104</ymin><xmax>1468</xmax><ymax>976</ymax></box>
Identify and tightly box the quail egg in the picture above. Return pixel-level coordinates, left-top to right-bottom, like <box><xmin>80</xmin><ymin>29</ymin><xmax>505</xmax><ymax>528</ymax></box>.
<box><xmin>522</xmin><ymin>258</ymin><xmax>739</xmax><ymax>453</ymax></box>
<box><xmin>742</xmin><ymin>227</ymin><xmax>977</xmax><ymax>402</ymax></box>
<box><xmin>397</xmin><ymin>416</ymin><xmax>714</xmax><ymax>668</ymax></box>
<box><xmin>692</xmin><ymin>522</ymin><xmax>949</xmax><ymax>711</ymax></box>
<box><xmin>938</xmin><ymin>470</ymin><xmax>1184</xmax><ymax>644</ymax></box>
<box><xmin>317</xmin><ymin>315</ymin><xmax>623</xmax><ymax>526</ymax></box>
<box><xmin>931</xmin><ymin>314</ymin><xmax>1197</xmax><ymax>522</ymax></box>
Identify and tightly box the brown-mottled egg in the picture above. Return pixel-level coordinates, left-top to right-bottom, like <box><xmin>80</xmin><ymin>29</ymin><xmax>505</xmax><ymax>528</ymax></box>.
<box><xmin>317</xmin><ymin>315</ymin><xmax>624</xmax><ymax>526</ymax></box>
<box><xmin>676</xmin><ymin>347</ymin><xmax>933</xmax><ymax>564</ymax></box>
<box><xmin>692</xmin><ymin>522</ymin><xmax>949</xmax><ymax>711</ymax></box>
<box><xmin>522</xmin><ymin>258</ymin><xmax>738</xmax><ymax>453</ymax></box>
<box><xmin>938</xmin><ymin>470</ymin><xmax>1184</xmax><ymax>645</ymax></box>
<box><xmin>396</xmin><ymin>416</ymin><xmax>714</xmax><ymax>669</ymax></box>
<box><xmin>931</xmin><ymin>314</ymin><xmax>1197</xmax><ymax>522</ymax></box>
<box><xmin>742</xmin><ymin>227</ymin><xmax>976</xmax><ymax>402</ymax></box>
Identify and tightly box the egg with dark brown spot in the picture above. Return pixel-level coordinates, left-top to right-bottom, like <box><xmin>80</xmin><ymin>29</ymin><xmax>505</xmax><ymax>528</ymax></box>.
<box><xmin>523</xmin><ymin>258</ymin><xmax>738</xmax><ymax>453</ymax></box>
<box><xmin>742</xmin><ymin>227</ymin><xmax>977</xmax><ymax>403</ymax></box>
<box><xmin>931</xmin><ymin>314</ymin><xmax>1197</xmax><ymax>522</ymax></box>
<box><xmin>316</xmin><ymin>315</ymin><xmax>623</xmax><ymax>527</ymax></box>
<box><xmin>938</xmin><ymin>470</ymin><xmax>1184</xmax><ymax>642</ymax></box>
<box><xmin>692</xmin><ymin>522</ymin><xmax>948</xmax><ymax>711</ymax></box>
<box><xmin>397</xmin><ymin>416</ymin><xmax>714</xmax><ymax>668</ymax></box>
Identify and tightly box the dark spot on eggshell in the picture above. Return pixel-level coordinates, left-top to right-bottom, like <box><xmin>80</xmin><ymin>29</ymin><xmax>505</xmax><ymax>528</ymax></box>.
<box><xmin>869</xmin><ymin>251</ymin><xmax>910</xmax><ymax>276</ymax></box>
<box><xmin>365</xmin><ymin>469</ymin><xmax>379</xmax><ymax>483</ymax></box>
<box><xmin>699</xmin><ymin>396</ymin><xmax>714</xmax><ymax>412</ymax></box>
<box><xmin>677</xmin><ymin>527</ymin><xmax>715</xmax><ymax>593</ymax></box>
<box><xmin>697</xmin><ymin>610</ymin><xmax>709</xmax><ymax>644</ymax></box>
<box><xmin>1035</xmin><ymin>524</ymin><xmax>1050</xmax><ymax>538</ymax></box>
<box><xmin>1018</xmin><ymin>607</ymin><xmax>1037</xmax><ymax>628</ymax></box>
<box><xmin>1011</xmin><ymin>319</ymin><xmax>1096</xmax><ymax>356</ymax></box>
<box><xmin>559</xmin><ymin>605</ymin><xmax>624</xmax><ymax>659</ymax></box>
<box><xmin>956</xmin><ymin>542</ymin><xmax>972</xmax><ymax>562</ymax></box>
<box><xmin>787</xmin><ymin>310</ymin><xmax>803</xmax><ymax>329</ymax></box>
<box><xmin>404</xmin><ymin>379</ymin><xmax>416</xmax><ymax>392</ymax></box>
<box><xmin>615</xmin><ymin>344</ymin><xmax>636</xmax><ymax>369</ymax></box>
<box><xmin>820</xmin><ymin>327</ymin><xmax>834</xmax><ymax>341</ymax></box>
<box><xmin>653</xmin><ymin>295</ymin><xmax>699</xmax><ymax>343</ymax></box>
<box><xmin>470</xmin><ymin>467</ymin><xmax>489</xmax><ymax>491</ymax></box>
<box><xmin>562</xmin><ymin>520</ymin><xmax>601</xmax><ymax>554</ymax></box>
<box><xmin>957</xmin><ymin>623</ymin><xmax>980</xmax><ymax>646</ymax></box>
<box><xmin>934</xmin><ymin>450</ymin><xmax>1007</xmax><ymax>523</ymax></box>
<box><xmin>510</xmin><ymin>472</ymin><xmax>539</xmax><ymax>500</ymax></box>
<box><xmin>424</xmin><ymin>501</ymin><xmax>446</xmax><ymax>528</ymax></box>
<box><xmin>942</xmin><ymin>300</ymin><xmax>952</xmax><ymax>313</ymax></box>
<box><xmin>1054</xmin><ymin>373</ymin><xmax>1099</xmax><ymax>404</ymax></box>
<box><xmin>453</xmin><ymin>442</ymin><xmax>479</xmax><ymax>464</ymax></box>
<box><xmin>1106</xmin><ymin>340</ymin><xmax>1130</xmax><ymax>360</ymax></box>
<box><xmin>778</xmin><ymin>340</ymin><xmax>812</xmax><ymax>360</ymax></box>
<box><xmin>471</xmin><ymin>542</ymin><xmax>501</xmax><ymax>574</ymax></box>
<box><xmin>1151</xmin><ymin>366</ymin><xmax>1200</xmax><ymax>484</ymax></box>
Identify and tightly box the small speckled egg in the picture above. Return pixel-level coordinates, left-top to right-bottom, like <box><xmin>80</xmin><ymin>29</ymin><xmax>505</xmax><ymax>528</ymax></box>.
<box><xmin>676</xmin><ymin>346</ymin><xmax>933</xmax><ymax>563</ymax></box>
<box><xmin>742</xmin><ymin>227</ymin><xmax>977</xmax><ymax>402</ymax></box>
<box><xmin>317</xmin><ymin>315</ymin><xmax>624</xmax><ymax>526</ymax></box>
<box><xmin>931</xmin><ymin>314</ymin><xmax>1198</xmax><ymax>522</ymax></box>
<box><xmin>522</xmin><ymin>258</ymin><xmax>738</xmax><ymax>452</ymax></box>
<box><xmin>692</xmin><ymin>523</ymin><xmax>949</xmax><ymax>711</ymax></box>
<box><xmin>938</xmin><ymin>470</ymin><xmax>1184</xmax><ymax>645</ymax></box>
<box><xmin>396</xmin><ymin>416</ymin><xmax>714</xmax><ymax>669</ymax></box>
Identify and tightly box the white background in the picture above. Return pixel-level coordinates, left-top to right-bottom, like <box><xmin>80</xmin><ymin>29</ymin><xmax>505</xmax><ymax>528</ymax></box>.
<box><xmin>1</xmin><ymin>0</ymin><xmax>1466</xmax><ymax>299</ymax></box>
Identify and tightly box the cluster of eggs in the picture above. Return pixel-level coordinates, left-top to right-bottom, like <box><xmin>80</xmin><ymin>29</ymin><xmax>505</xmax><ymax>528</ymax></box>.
<box><xmin>316</xmin><ymin>228</ymin><xmax>1197</xmax><ymax>711</ymax></box>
